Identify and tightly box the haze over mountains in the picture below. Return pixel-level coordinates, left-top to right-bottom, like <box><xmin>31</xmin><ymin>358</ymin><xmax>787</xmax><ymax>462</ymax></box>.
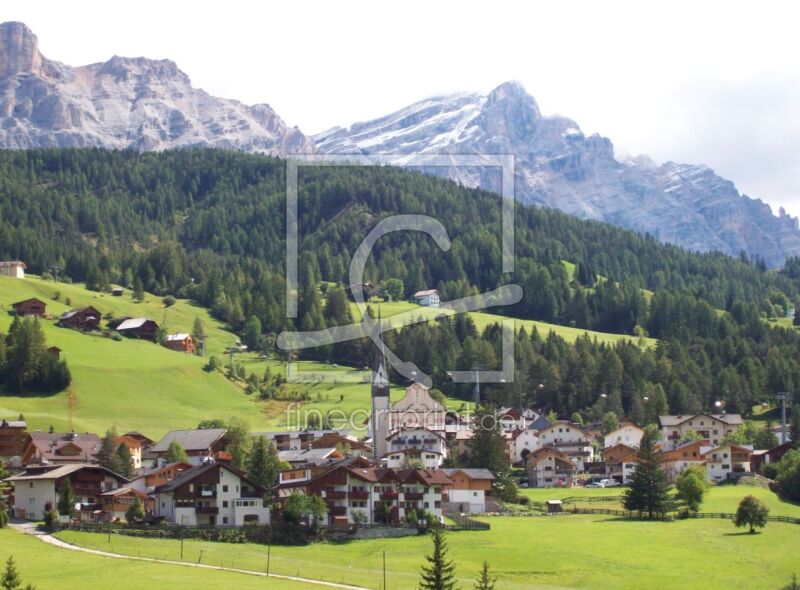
<box><xmin>1</xmin><ymin>20</ymin><xmax>798</xmax><ymax>266</ymax></box>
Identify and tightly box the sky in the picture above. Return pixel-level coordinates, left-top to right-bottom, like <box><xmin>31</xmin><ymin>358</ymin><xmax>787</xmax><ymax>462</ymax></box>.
<box><xmin>5</xmin><ymin>0</ymin><xmax>800</xmax><ymax>215</ymax></box>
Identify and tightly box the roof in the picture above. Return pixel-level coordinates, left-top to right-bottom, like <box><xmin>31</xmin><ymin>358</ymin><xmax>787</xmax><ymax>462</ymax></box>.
<box><xmin>0</xmin><ymin>420</ymin><xmax>26</xmax><ymax>428</ymax></box>
<box><xmin>309</xmin><ymin>433</ymin><xmax>370</xmax><ymax>451</ymax></box>
<box><xmin>413</xmin><ymin>289</ymin><xmax>438</xmax><ymax>297</ymax></box>
<box><xmin>116</xmin><ymin>317</ymin><xmax>154</xmax><ymax>331</ymax></box>
<box><xmin>0</xmin><ymin>260</ymin><xmax>25</xmax><ymax>268</ymax></box>
<box><xmin>12</xmin><ymin>298</ymin><xmax>45</xmax><ymax>307</ymax></box>
<box><xmin>156</xmin><ymin>462</ymin><xmax>262</xmax><ymax>494</ymax></box>
<box><xmin>100</xmin><ymin>486</ymin><xmax>147</xmax><ymax>498</ymax></box>
<box><xmin>440</xmin><ymin>468</ymin><xmax>495</xmax><ymax>480</ymax></box>
<box><xmin>150</xmin><ymin>429</ymin><xmax>227</xmax><ymax>453</ymax></box>
<box><xmin>5</xmin><ymin>463</ymin><xmax>127</xmax><ymax>483</ymax></box>
<box><xmin>702</xmin><ymin>444</ymin><xmax>754</xmax><ymax>459</ymax></box>
<box><xmin>279</xmin><ymin>448</ymin><xmax>343</xmax><ymax>463</ymax></box>
<box><xmin>58</xmin><ymin>306</ymin><xmax>100</xmax><ymax>320</ymax></box>
<box><xmin>658</xmin><ymin>413</ymin><xmax>743</xmax><ymax>427</ymax></box>
<box><xmin>382</xmin><ymin>447</ymin><xmax>443</xmax><ymax>457</ymax></box>
<box><xmin>165</xmin><ymin>333</ymin><xmax>191</xmax><ymax>341</ymax></box>
<box><xmin>25</xmin><ymin>432</ymin><xmax>102</xmax><ymax>462</ymax></box>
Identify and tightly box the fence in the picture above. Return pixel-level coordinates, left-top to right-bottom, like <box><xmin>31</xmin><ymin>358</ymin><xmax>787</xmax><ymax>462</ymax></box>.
<box><xmin>445</xmin><ymin>515</ymin><xmax>491</xmax><ymax>531</ymax></box>
<box><xmin>570</xmin><ymin>507</ymin><xmax>800</xmax><ymax>525</ymax></box>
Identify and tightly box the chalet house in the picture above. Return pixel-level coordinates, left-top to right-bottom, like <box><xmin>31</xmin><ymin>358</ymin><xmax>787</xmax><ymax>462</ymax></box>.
<box><xmin>163</xmin><ymin>333</ymin><xmax>195</xmax><ymax>353</ymax></box>
<box><xmin>21</xmin><ymin>432</ymin><xmax>102</xmax><ymax>465</ymax></box>
<box><xmin>384</xmin><ymin>447</ymin><xmax>442</xmax><ymax>469</ymax></box>
<box><xmin>115</xmin><ymin>317</ymin><xmax>159</xmax><ymax>340</ymax></box>
<box><xmin>309</xmin><ymin>433</ymin><xmax>372</xmax><ymax>458</ymax></box>
<box><xmin>275</xmin><ymin>460</ymin><xmax>452</xmax><ymax>526</ymax></box>
<box><xmin>111</xmin><ymin>287</ymin><xmax>124</xmax><ymax>297</ymax></box>
<box><xmin>600</xmin><ymin>443</ymin><xmax>638</xmax><ymax>484</ymax></box>
<box><xmin>4</xmin><ymin>463</ymin><xmax>128</xmax><ymax>520</ymax></box>
<box><xmin>253</xmin><ymin>429</ymin><xmax>348</xmax><ymax>452</ymax></box>
<box><xmin>0</xmin><ymin>419</ymin><xmax>27</xmax><ymax>458</ymax></box>
<box><xmin>154</xmin><ymin>462</ymin><xmax>269</xmax><ymax>526</ymax></box>
<box><xmin>58</xmin><ymin>307</ymin><xmax>101</xmax><ymax>331</ymax></box>
<box><xmin>603</xmin><ymin>419</ymin><xmax>644</xmax><ymax>449</ymax></box>
<box><xmin>100</xmin><ymin>486</ymin><xmax>149</xmax><ymax>522</ymax></box>
<box><xmin>113</xmin><ymin>435</ymin><xmax>145</xmax><ymax>469</ymax></box>
<box><xmin>536</xmin><ymin>421</ymin><xmax>593</xmax><ymax>470</ymax></box>
<box><xmin>0</xmin><ymin>260</ymin><xmax>26</xmax><ymax>278</ymax></box>
<box><xmin>385</xmin><ymin>428</ymin><xmax>447</xmax><ymax>467</ymax></box>
<box><xmin>526</xmin><ymin>447</ymin><xmax>575</xmax><ymax>488</ymax></box>
<box><xmin>278</xmin><ymin>447</ymin><xmax>345</xmax><ymax>467</ymax></box>
<box><xmin>440</xmin><ymin>468</ymin><xmax>495</xmax><ymax>513</ymax></box>
<box><xmin>150</xmin><ymin>429</ymin><xmax>229</xmax><ymax>466</ymax></box>
<box><xmin>122</xmin><ymin>431</ymin><xmax>155</xmax><ymax>467</ymax></box>
<box><xmin>657</xmin><ymin>439</ymin><xmax>708</xmax><ymax>482</ymax></box>
<box><xmin>703</xmin><ymin>444</ymin><xmax>753</xmax><ymax>482</ymax></box>
<box><xmin>128</xmin><ymin>461</ymin><xmax>193</xmax><ymax>495</ymax></box>
<box><xmin>11</xmin><ymin>298</ymin><xmax>46</xmax><ymax>317</ymax></box>
<box><xmin>511</xmin><ymin>427</ymin><xmax>541</xmax><ymax>464</ymax></box>
<box><xmin>413</xmin><ymin>289</ymin><xmax>440</xmax><ymax>308</ymax></box>
<box><xmin>658</xmin><ymin>413</ymin><xmax>743</xmax><ymax>449</ymax></box>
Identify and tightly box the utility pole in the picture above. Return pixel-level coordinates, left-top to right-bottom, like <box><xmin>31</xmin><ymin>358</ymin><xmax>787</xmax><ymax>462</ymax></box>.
<box><xmin>383</xmin><ymin>550</ymin><xmax>387</xmax><ymax>590</ymax></box>
<box><xmin>777</xmin><ymin>392</ymin><xmax>789</xmax><ymax>444</ymax></box>
<box><xmin>266</xmin><ymin>530</ymin><xmax>271</xmax><ymax>576</ymax></box>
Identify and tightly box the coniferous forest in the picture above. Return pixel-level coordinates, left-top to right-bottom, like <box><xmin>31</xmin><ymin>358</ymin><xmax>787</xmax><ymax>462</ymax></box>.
<box><xmin>1</xmin><ymin>148</ymin><xmax>800</xmax><ymax>421</ymax></box>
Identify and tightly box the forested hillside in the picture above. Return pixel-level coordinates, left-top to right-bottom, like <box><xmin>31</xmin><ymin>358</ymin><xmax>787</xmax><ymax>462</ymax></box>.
<box><xmin>1</xmin><ymin>149</ymin><xmax>799</xmax><ymax>422</ymax></box>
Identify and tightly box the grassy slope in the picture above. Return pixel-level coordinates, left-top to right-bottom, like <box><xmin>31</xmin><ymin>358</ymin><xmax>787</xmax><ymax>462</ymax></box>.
<box><xmin>0</xmin><ymin>528</ymin><xmax>306</xmax><ymax>590</ymax></box>
<box><xmin>350</xmin><ymin>301</ymin><xmax>656</xmax><ymax>347</ymax></box>
<box><xmin>0</xmin><ymin>276</ymin><xmax>468</xmax><ymax>438</ymax></box>
<box><xmin>56</xmin><ymin>487</ymin><xmax>800</xmax><ymax>590</ymax></box>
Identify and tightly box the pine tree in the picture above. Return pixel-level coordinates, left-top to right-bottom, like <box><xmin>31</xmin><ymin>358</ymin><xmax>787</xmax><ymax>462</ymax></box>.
<box><xmin>165</xmin><ymin>440</ymin><xmax>188</xmax><ymax>463</ymax></box>
<box><xmin>466</xmin><ymin>404</ymin><xmax>516</xmax><ymax>501</ymax></box>
<box><xmin>0</xmin><ymin>556</ymin><xmax>21</xmax><ymax>590</ymax></box>
<box><xmin>246</xmin><ymin>436</ymin><xmax>281</xmax><ymax>490</ymax></box>
<box><xmin>473</xmin><ymin>561</ymin><xmax>496</xmax><ymax>590</ymax></box>
<box><xmin>56</xmin><ymin>479</ymin><xmax>76</xmax><ymax>520</ymax></box>
<box><xmin>419</xmin><ymin>528</ymin><xmax>458</xmax><ymax>590</ymax></box>
<box><xmin>125</xmin><ymin>497</ymin><xmax>145</xmax><ymax>523</ymax></box>
<box><xmin>115</xmin><ymin>443</ymin><xmax>133</xmax><ymax>477</ymax></box>
<box><xmin>623</xmin><ymin>425</ymin><xmax>673</xmax><ymax>519</ymax></box>
<box><xmin>98</xmin><ymin>427</ymin><xmax>120</xmax><ymax>472</ymax></box>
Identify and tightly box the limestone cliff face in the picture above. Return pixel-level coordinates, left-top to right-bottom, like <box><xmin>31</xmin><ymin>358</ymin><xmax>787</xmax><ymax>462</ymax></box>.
<box><xmin>315</xmin><ymin>81</ymin><xmax>800</xmax><ymax>267</ymax></box>
<box><xmin>0</xmin><ymin>21</ymin><xmax>315</xmax><ymax>155</ymax></box>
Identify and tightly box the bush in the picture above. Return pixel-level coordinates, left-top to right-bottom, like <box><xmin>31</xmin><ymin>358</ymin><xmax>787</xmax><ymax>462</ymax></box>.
<box><xmin>163</xmin><ymin>295</ymin><xmax>177</xmax><ymax>307</ymax></box>
<box><xmin>516</xmin><ymin>496</ymin><xmax>530</xmax><ymax>506</ymax></box>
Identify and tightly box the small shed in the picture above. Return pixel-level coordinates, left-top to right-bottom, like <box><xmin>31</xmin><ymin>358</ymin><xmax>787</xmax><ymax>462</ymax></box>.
<box><xmin>112</xmin><ymin>287</ymin><xmax>124</xmax><ymax>297</ymax></box>
<box><xmin>546</xmin><ymin>500</ymin><xmax>563</xmax><ymax>514</ymax></box>
<box><xmin>47</xmin><ymin>346</ymin><xmax>62</xmax><ymax>360</ymax></box>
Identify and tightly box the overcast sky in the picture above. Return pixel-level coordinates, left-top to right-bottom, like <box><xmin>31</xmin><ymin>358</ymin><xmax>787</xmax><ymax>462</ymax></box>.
<box><xmin>6</xmin><ymin>0</ymin><xmax>800</xmax><ymax>215</ymax></box>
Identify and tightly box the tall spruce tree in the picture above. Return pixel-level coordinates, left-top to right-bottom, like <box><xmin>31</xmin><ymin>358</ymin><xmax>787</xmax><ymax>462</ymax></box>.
<box><xmin>56</xmin><ymin>479</ymin><xmax>76</xmax><ymax>520</ymax></box>
<box><xmin>473</xmin><ymin>561</ymin><xmax>496</xmax><ymax>590</ymax></box>
<box><xmin>419</xmin><ymin>527</ymin><xmax>458</xmax><ymax>590</ymax></box>
<box><xmin>466</xmin><ymin>404</ymin><xmax>517</xmax><ymax>502</ymax></box>
<box><xmin>0</xmin><ymin>556</ymin><xmax>21</xmax><ymax>590</ymax></box>
<box><xmin>246</xmin><ymin>436</ymin><xmax>281</xmax><ymax>491</ymax></box>
<box><xmin>623</xmin><ymin>424</ymin><xmax>673</xmax><ymax>519</ymax></box>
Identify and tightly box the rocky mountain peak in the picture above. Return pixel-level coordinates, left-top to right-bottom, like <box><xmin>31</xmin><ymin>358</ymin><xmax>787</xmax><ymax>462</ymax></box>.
<box><xmin>0</xmin><ymin>21</ymin><xmax>45</xmax><ymax>78</ymax></box>
<box><xmin>96</xmin><ymin>55</ymin><xmax>191</xmax><ymax>85</ymax></box>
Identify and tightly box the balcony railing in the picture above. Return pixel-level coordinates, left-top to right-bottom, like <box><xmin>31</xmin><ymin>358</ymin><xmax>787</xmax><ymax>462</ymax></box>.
<box><xmin>404</xmin><ymin>492</ymin><xmax>423</xmax><ymax>501</ymax></box>
<box><xmin>324</xmin><ymin>491</ymin><xmax>347</xmax><ymax>500</ymax></box>
<box><xmin>380</xmin><ymin>491</ymin><xmax>399</xmax><ymax>501</ymax></box>
<box><xmin>329</xmin><ymin>506</ymin><xmax>348</xmax><ymax>516</ymax></box>
<box><xmin>196</xmin><ymin>506</ymin><xmax>219</xmax><ymax>515</ymax></box>
<box><xmin>349</xmin><ymin>490</ymin><xmax>369</xmax><ymax>500</ymax></box>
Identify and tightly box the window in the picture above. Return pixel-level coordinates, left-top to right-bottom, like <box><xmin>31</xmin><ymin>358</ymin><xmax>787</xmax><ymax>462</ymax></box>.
<box><xmin>434</xmin><ymin>501</ymin><xmax>441</xmax><ymax>508</ymax></box>
<box><xmin>222</xmin><ymin>517</ymin><xmax>229</xmax><ymax>524</ymax></box>
<box><xmin>222</xmin><ymin>485</ymin><xmax>228</xmax><ymax>493</ymax></box>
<box><xmin>28</xmin><ymin>497</ymin><xmax>34</xmax><ymax>504</ymax></box>
<box><xmin>424</xmin><ymin>502</ymin><xmax>429</xmax><ymax>509</ymax></box>
<box><xmin>29</xmin><ymin>482</ymin><xmax>33</xmax><ymax>488</ymax></box>
<box><xmin>222</xmin><ymin>500</ymin><xmax>229</xmax><ymax>508</ymax></box>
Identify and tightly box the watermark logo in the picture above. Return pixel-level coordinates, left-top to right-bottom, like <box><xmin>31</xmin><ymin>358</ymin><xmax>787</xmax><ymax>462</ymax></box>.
<box><xmin>277</xmin><ymin>154</ymin><xmax>521</xmax><ymax>386</ymax></box>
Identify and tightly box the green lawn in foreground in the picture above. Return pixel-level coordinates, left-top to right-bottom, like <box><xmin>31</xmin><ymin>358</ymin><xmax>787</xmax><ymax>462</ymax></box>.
<box><xmin>57</xmin><ymin>486</ymin><xmax>800</xmax><ymax>590</ymax></box>
<box><xmin>351</xmin><ymin>301</ymin><xmax>656</xmax><ymax>347</ymax></box>
<box><xmin>0</xmin><ymin>528</ymin><xmax>306</xmax><ymax>590</ymax></box>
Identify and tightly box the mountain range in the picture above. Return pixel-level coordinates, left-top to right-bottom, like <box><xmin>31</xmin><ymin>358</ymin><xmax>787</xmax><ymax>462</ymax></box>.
<box><xmin>1</xmin><ymin>20</ymin><xmax>798</xmax><ymax>266</ymax></box>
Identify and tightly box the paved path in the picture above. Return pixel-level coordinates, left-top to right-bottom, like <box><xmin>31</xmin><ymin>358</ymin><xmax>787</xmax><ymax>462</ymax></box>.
<box><xmin>9</xmin><ymin>521</ymin><xmax>369</xmax><ymax>590</ymax></box>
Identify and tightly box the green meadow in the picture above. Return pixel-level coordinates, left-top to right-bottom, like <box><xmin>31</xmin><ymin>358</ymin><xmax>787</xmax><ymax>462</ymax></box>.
<box><xmin>0</xmin><ymin>276</ymin><xmax>467</xmax><ymax>439</ymax></box>
<box><xmin>55</xmin><ymin>486</ymin><xmax>800</xmax><ymax>590</ymax></box>
<box><xmin>0</xmin><ymin>528</ymin><xmax>307</xmax><ymax>590</ymax></box>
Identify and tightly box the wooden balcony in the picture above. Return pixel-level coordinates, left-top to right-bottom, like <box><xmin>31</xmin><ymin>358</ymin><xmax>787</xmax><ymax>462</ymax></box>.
<box><xmin>324</xmin><ymin>491</ymin><xmax>347</xmax><ymax>500</ymax></box>
<box><xmin>349</xmin><ymin>490</ymin><xmax>369</xmax><ymax>500</ymax></box>
<box><xmin>404</xmin><ymin>492</ymin><xmax>423</xmax><ymax>501</ymax></box>
<box><xmin>380</xmin><ymin>491</ymin><xmax>399</xmax><ymax>501</ymax></box>
<box><xmin>196</xmin><ymin>506</ymin><xmax>219</xmax><ymax>515</ymax></box>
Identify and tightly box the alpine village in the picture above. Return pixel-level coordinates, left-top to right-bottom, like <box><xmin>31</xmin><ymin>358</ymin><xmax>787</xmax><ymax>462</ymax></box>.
<box><xmin>1</xmin><ymin>9</ymin><xmax>800</xmax><ymax>590</ymax></box>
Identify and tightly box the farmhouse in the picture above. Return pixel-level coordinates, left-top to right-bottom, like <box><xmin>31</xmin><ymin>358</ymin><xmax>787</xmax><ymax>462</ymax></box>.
<box><xmin>526</xmin><ymin>447</ymin><xmax>575</xmax><ymax>488</ymax></box>
<box><xmin>163</xmin><ymin>332</ymin><xmax>195</xmax><ymax>353</ymax></box>
<box><xmin>154</xmin><ymin>462</ymin><xmax>269</xmax><ymax>526</ymax></box>
<box><xmin>4</xmin><ymin>463</ymin><xmax>128</xmax><ymax>520</ymax></box>
<box><xmin>0</xmin><ymin>419</ymin><xmax>27</xmax><ymax>458</ymax></box>
<box><xmin>149</xmin><ymin>429</ymin><xmax>230</xmax><ymax>466</ymax></box>
<box><xmin>658</xmin><ymin>413</ymin><xmax>743</xmax><ymax>449</ymax></box>
<box><xmin>21</xmin><ymin>432</ymin><xmax>102</xmax><ymax>465</ymax></box>
<box><xmin>603</xmin><ymin>419</ymin><xmax>644</xmax><ymax>449</ymax></box>
<box><xmin>413</xmin><ymin>289</ymin><xmax>440</xmax><ymax>307</ymax></box>
<box><xmin>0</xmin><ymin>260</ymin><xmax>26</xmax><ymax>278</ymax></box>
<box><xmin>11</xmin><ymin>298</ymin><xmax>46</xmax><ymax>317</ymax></box>
<box><xmin>58</xmin><ymin>306</ymin><xmax>101</xmax><ymax>331</ymax></box>
<box><xmin>751</xmin><ymin>442</ymin><xmax>794</xmax><ymax>474</ymax></box>
<box><xmin>440</xmin><ymin>468</ymin><xmax>494</xmax><ymax>513</ymax></box>
<box><xmin>657</xmin><ymin>439</ymin><xmax>708</xmax><ymax>482</ymax></box>
<box><xmin>99</xmin><ymin>486</ymin><xmax>149</xmax><ymax>522</ymax></box>
<box><xmin>115</xmin><ymin>317</ymin><xmax>159</xmax><ymax>340</ymax></box>
<box><xmin>703</xmin><ymin>444</ymin><xmax>753</xmax><ymax>482</ymax></box>
<box><xmin>600</xmin><ymin>443</ymin><xmax>638</xmax><ymax>484</ymax></box>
